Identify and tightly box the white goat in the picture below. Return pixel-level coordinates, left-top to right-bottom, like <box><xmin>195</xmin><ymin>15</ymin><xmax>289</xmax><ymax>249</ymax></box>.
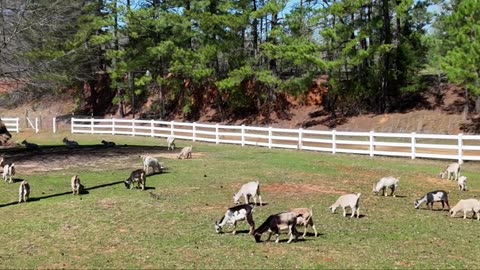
<box><xmin>215</xmin><ymin>204</ymin><xmax>255</xmax><ymax>235</ymax></box>
<box><xmin>330</xmin><ymin>193</ymin><xmax>361</xmax><ymax>218</ymax></box>
<box><xmin>140</xmin><ymin>155</ymin><xmax>164</xmax><ymax>175</ymax></box>
<box><xmin>22</xmin><ymin>140</ymin><xmax>39</xmax><ymax>151</ymax></box>
<box><xmin>233</xmin><ymin>181</ymin><xmax>262</xmax><ymax>206</ymax></box>
<box><xmin>71</xmin><ymin>175</ymin><xmax>84</xmax><ymax>195</ymax></box>
<box><xmin>450</xmin><ymin>199</ymin><xmax>480</xmax><ymax>220</ymax></box>
<box><xmin>2</xmin><ymin>163</ymin><xmax>15</xmax><ymax>183</ymax></box>
<box><xmin>372</xmin><ymin>176</ymin><xmax>399</xmax><ymax>197</ymax></box>
<box><xmin>166</xmin><ymin>136</ymin><xmax>176</xmax><ymax>150</ymax></box>
<box><xmin>457</xmin><ymin>176</ymin><xmax>467</xmax><ymax>191</ymax></box>
<box><xmin>439</xmin><ymin>162</ymin><xmax>461</xmax><ymax>181</ymax></box>
<box><xmin>253</xmin><ymin>212</ymin><xmax>299</xmax><ymax>243</ymax></box>
<box><xmin>63</xmin><ymin>137</ymin><xmax>79</xmax><ymax>148</ymax></box>
<box><xmin>288</xmin><ymin>208</ymin><xmax>318</xmax><ymax>237</ymax></box>
<box><xmin>177</xmin><ymin>146</ymin><xmax>192</xmax><ymax>159</ymax></box>
<box><xmin>18</xmin><ymin>180</ymin><xmax>30</xmax><ymax>203</ymax></box>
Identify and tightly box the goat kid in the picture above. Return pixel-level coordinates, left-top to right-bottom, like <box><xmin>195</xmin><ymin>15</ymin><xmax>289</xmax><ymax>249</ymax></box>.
<box><xmin>457</xmin><ymin>176</ymin><xmax>467</xmax><ymax>191</ymax></box>
<box><xmin>288</xmin><ymin>208</ymin><xmax>318</xmax><ymax>237</ymax></box>
<box><xmin>124</xmin><ymin>169</ymin><xmax>146</xmax><ymax>190</ymax></box>
<box><xmin>21</xmin><ymin>140</ymin><xmax>39</xmax><ymax>151</ymax></box>
<box><xmin>18</xmin><ymin>180</ymin><xmax>30</xmax><ymax>203</ymax></box>
<box><xmin>450</xmin><ymin>199</ymin><xmax>480</xmax><ymax>220</ymax></box>
<box><xmin>2</xmin><ymin>163</ymin><xmax>15</xmax><ymax>183</ymax></box>
<box><xmin>253</xmin><ymin>212</ymin><xmax>299</xmax><ymax>243</ymax></box>
<box><xmin>330</xmin><ymin>193</ymin><xmax>361</xmax><ymax>218</ymax></box>
<box><xmin>63</xmin><ymin>137</ymin><xmax>79</xmax><ymax>148</ymax></box>
<box><xmin>439</xmin><ymin>162</ymin><xmax>461</xmax><ymax>181</ymax></box>
<box><xmin>215</xmin><ymin>204</ymin><xmax>255</xmax><ymax>235</ymax></box>
<box><xmin>233</xmin><ymin>181</ymin><xmax>262</xmax><ymax>206</ymax></box>
<box><xmin>140</xmin><ymin>155</ymin><xmax>164</xmax><ymax>175</ymax></box>
<box><xmin>373</xmin><ymin>176</ymin><xmax>399</xmax><ymax>197</ymax></box>
<box><xmin>177</xmin><ymin>146</ymin><xmax>192</xmax><ymax>159</ymax></box>
<box><xmin>414</xmin><ymin>190</ymin><xmax>449</xmax><ymax>210</ymax></box>
<box><xmin>166</xmin><ymin>136</ymin><xmax>176</xmax><ymax>150</ymax></box>
<box><xmin>71</xmin><ymin>175</ymin><xmax>84</xmax><ymax>195</ymax></box>
<box><xmin>101</xmin><ymin>140</ymin><xmax>116</xmax><ymax>147</ymax></box>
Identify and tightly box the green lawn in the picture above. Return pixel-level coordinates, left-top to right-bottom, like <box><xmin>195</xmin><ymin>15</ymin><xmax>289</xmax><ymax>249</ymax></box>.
<box><xmin>1</xmin><ymin>132</ymin><xmax>480</xmax><ymax>268</ymax></box>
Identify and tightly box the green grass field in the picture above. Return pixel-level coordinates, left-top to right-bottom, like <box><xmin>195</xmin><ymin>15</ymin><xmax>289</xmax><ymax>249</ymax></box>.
<box><xmin>1</xmin><ymin>132</ymin><xmax>480</xmax><ymax>269</ymax></box>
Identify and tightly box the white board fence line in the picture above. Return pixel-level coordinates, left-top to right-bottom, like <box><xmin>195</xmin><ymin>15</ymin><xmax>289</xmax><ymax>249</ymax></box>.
<box><xmin>70</xmin><ymin>117</ymin><xmax>480</xmax><ymax>163</ymax></box>
<box><xmin>1</xmin><ymin>117</ymin><xmax>19</xmax><ymax>133</ymax></box>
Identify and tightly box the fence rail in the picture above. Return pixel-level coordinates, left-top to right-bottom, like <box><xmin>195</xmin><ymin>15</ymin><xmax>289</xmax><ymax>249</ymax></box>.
<box><xmin>1</xmin><ymin>117</ymin><xmax>19</xmax><ymax>133</ymax></box>
<box><xmin>71</xmin><ymin>117</ymin><xmax>480</xmax><ymax>162</ymax></box>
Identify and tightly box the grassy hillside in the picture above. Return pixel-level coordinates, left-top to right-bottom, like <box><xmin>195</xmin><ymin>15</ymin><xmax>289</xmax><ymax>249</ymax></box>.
<box><xmin>0</xmin><ymin>133</ymin><xmax>480</xmax><ymax>268</ymax></box>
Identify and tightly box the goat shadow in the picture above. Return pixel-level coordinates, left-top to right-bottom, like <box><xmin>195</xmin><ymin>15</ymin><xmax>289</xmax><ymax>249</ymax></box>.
<box><xmin>265</xmin><ymin>238</ymin><xmax>308</xmax><ymax>243</ymax></box>
<box><xmin>5</xmin><ymin>177</ymin><xmax>24</xmax><ymax>183</ymax></box>
<box><xmin>335</xmin><ymin>214</ymin><xmax>367</xmax><ymax>219</ymax></box>
<box><xmin>249</xmin><ymin>202</ymin><xmax>269</xmax><ymax>207</ymax></box>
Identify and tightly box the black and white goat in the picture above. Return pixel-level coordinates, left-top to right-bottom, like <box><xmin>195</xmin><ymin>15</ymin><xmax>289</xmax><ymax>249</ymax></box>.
<box><xmin>2</xmin><ymin>163</ymin><xmax>15</xmax><ymax>183</ymax></box>
<box><xmin>253</xmin><ymin>212</ymin><xmax>299</xmax><ymax>243</ymax></box>
<box><xmin>414</xmin><ymin>190</ymin><xmax>450</xmax><ymax>210</ymax></box>
<box><xmin>63</xmin><ymin>137</ymin><xmax>79</xmax><ymax>148</ymax></box>
<box><xmin>215</xmin><ymin>204</ymin><xmax>255</xmax><ymax>235</ymax></box>
<box><xmin>124</xmin><ymin>169</ymin><xmax>146</xmax><ymax>190</ymax></box>
<box><xmin>18</xmin><ymin>180</ymin><xmax>30</xmax><ymax>203</ymax></box>
<box><xmin>101</xmin><ymin>140</ymin><xmax>116</xmax><ymax>147</ymax></box>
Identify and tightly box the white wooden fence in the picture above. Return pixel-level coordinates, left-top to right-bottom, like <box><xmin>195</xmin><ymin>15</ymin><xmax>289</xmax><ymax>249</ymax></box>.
<box><xmin>1</xmin><ymin>117</ymin><xmax>19</xmax><ymax>133</ymax></box>
<box><xmin>71</xmin><ymin>117</ymin><xmax>480</xmax><ymax>162</ymax></box>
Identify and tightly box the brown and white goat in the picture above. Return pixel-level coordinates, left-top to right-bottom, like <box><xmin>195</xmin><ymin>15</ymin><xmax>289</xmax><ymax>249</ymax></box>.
<box><xmin>253</xmin><ymin>212</ymin><xmax>299</xmax><ymax>243</ymax></box>
<box><xmin>288</xmin><ymin>208</ymin><xmax>318</xmax><ymax>237</ymax></box>
<box><xmin>124</xmin><ymin>169</ymin><xmax>146</xmax><ymax>190</ymax></box>
<box><xmin>18</xmin><ymin>180</ymin><xmax>30</xmax><ymax>203</ymax></box>
<box><xmin>71</xmin><ymin>175</ymin><xmax>84</xmax><ymax>195</ymax></box>
<box><xmin>215</xmin><ymin>204</ymin><xmax>255</xmax><ymax>235</ymax></box>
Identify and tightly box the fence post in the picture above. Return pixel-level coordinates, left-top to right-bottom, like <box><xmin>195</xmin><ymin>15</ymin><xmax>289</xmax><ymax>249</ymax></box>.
<box><xmin>241</xmin><ymin>124</ymin><xmax>245</xmax><ymax>147</ymax></box>
<box><xmin>192</xmin><ymin>122</ymin><xmax>197</xmax><ymax>142</ymax></box>
<box><xmin>298</xmin><ymin>128</ymin><xmax>303</xmax><ymax>150</ymax></box>
<box><xmin>35</xmin><ymin>117</ymin><xmax>39</xmax><ymax>133</ymax></box>
<box><xmin>411</xmin><ymin>132</ymin><xmax>416</xmax><ymax>159</ymax></box>
<box><xmin>369</xmin><ymin>130</ymin><xmax>374</xmax><ymax>157</ymax></box>
<box><xmin>112</xmin><ymin>118</ymin><xmax>115</xmax><ymax>135</ymax></box>
<box><xmin>332</xmin><ymin>130</ymin><xmax>336</xmax><ymax>154</ymax></box>
<box><xmin>268</xmin><ymin>126</ymin><xmax>272</xmax><ymax>149</ymax></box>
<box><xmin>90</xmin><ymin>118</ymin><xmax>94</xmax><ymax>134</ymax></box>
<box><xmin>52</xmin><ymin>117</ymin><xmax>56</xmax><ymax>134</ymax></box>
<box><xmin>71</xmin><ymin>117</ymin><xmax>74</xmax><ymax>134</ymax></box>
<box><xmin>170</xmin><ymin>121</ymin><xmax>174</xmax><ymax>136</ymax></box>
<box><xmin>215</xmin><ymin>124</ymin><xmax>219</xmax><ymax>144</ymax></box>
<box><xmin>131</xmin><ymin>119</ymin><xmax>135</xmax><ymax>136</ymax></box>
<box><xmin>15</xmin><ymin>118</ymin><xmax>19</xmax><ymax>133</ymax></box>
<box><xmin>151</xmin><ymin>119</ymin><xmax>154</xmax><ymax>137</ymax></box>
<box><xmin>458</xmin><ymin>133</ymin><xmax>463</xmax><ymax>164</ymax></box>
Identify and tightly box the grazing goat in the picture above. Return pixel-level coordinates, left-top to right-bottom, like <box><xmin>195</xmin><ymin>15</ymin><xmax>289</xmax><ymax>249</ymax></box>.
<box><xmin>18</xmin><ymin>180</ymin><xmax>30</xmax><ymax>203</ymax></box>
<box><xmin>177</xmin><ymin>146</ymin><xmax>192</xmax><ymax>159</ymax></box>
<box><xmin>450</xmin><ymin>199</ymin><xmax>480</xmax><ymax>220</ymax></box>
<box><xmin>439</xmin><ymin>162</ymin><xmax>461</xmax><ymax>181</ymax></box>
<box><xmin>140</xmin><ymin>155</ymin><xmax>164</xmax><ymax>175</ymax></box>
<box><xmin>288</xmin><ymin>208</ymin><xmax>318</xmax><ymax>237</ymax></box>
<box><xmin>215</xmin><ymin>204</ymin><xmax>255</xmax><ymax>235</ymax></box>
<box><xmin>2</xmin><ymin>163</ymin><xmax>15</xmax><ymax>183</ymax></box>
<box><xmin>124</xmin><ymin>169</ymin><xmax>146</xmax><ymax>190</ymax></box>
<box><xmin>71</xmin><ymin>175</ymin><xmax>84</xmax><ymax>195</ymax></box>
<box><xmin>414</xmin><ymin>190</ymin><xmax>449</xmax><ymax>210</ymax></box>
<box><xmin>372</xmin><ymin>176</ymin><xmax>399</xmax><ymax>197</ymax></box>
<box><xmin>21</xmin><ymin>140</ymin><xmax>39</xmax><ymax>151</ymax></box>
<box><xmin>457</xmin><ymin>176</ymin><xmax>467</xmax><ymax>191</ymax></box>
<box><xmin>330</xmin><ymin>193</ymin><xmax>361</xmax><ymax>218</ymax></box>
<box><xmin>253</xmin><ymin>212</ymin><xmax>299</xmax><ymax>243</ymax></box>
<box><xmin>101</xmin><ymin>140</ymin><xmax>116</xmax><ymax>147</ymax></box>
<box><xmin>166</xmin><ymin>136</ymin><xmax>176</xmax><ymax>150</ymax></box>
<box><xmin>233</xmin><ymin>181</ymin><xmax>262</xmax><ymax>206</ymax></box>
<box><xmin>63</xmin><ymin>137</ymin><xmax>79</xmax><ymax>148</ymax></box>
